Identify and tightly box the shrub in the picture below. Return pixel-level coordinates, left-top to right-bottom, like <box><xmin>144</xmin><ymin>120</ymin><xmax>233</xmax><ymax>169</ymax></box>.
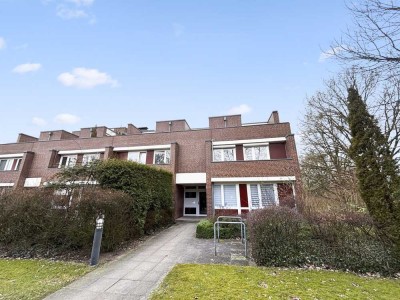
<box><xmin>95</xmin><ymin>159</ymin><xmax>174</xmax><ymax>234</ymax></box>
<box><xmin>0</xmin><ymin>188</ymin><xmax>141</xmax><ymax>256</ymax></box>
<box><xmin>196</xmin><ymin>218</ymin><xmax>244</xmax><ymax>239</ymax></box>
<box><xmin>248</xmin><ymin>207</ymin><xmax>400</xmax><ymax>275</ymax></box>
<box><xmin>248</xmin><ymin>207</ymin><xmax>308</xmax><ymax>266</ymax></box>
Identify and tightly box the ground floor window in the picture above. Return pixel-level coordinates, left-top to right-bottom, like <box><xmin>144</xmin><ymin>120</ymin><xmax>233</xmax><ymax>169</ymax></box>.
<box><xmin>213</xmin><ymin>184</ymin><xmax>238</xmax><ymax>209</ymax></box>
<box><xmin>249</xmin><ymin>184</ymin><xmax>277</xmax><ymax>208</ymax></box>
<box><xmin>213</xmin><ymin>183</ymin><xmax>281</xmax><ymax>211</ymax></box>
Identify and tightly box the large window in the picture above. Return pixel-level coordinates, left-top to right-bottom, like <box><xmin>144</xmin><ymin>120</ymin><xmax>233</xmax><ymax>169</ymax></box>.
<box><xmin>154</xmin><ymin>150</ymin><xmax>170</xmax><ymax>164</ymax></box>
<box><xmin>82</xmin><ymin>153</ymin><xmax>100</xmax><ymax>166</ymax></box>
<box><xmin>59</xmin><ymin>155</ymin><xmax>77</xmax><ymax>168</ymax></box>
<box><xmin>128</xmin><ymin>151</ymin><xmax>147</xmax><ymax>164</ymax></box>
<box><xmin>244</xmin><ymin>145</ymin><xmax>269</xmax><ymax>160</ymax></box>
<box><xmin>0</xmin><ymin>158</ymin><xmax>22</xmax><ymax>171</ymax></box>
<box><xmin>249</xmin><ymin>184</ymin><xmax>277</xmax><ymax>208</ymax></box>
<box><xmin>213</xmin><ymin>184</ymin><xmax>238</xmax><ymax>208</ymax></box>
<box><xmin>213</xmin><ymin>147</ymin><xmax>235</xmax><ymax>162</ymax></box>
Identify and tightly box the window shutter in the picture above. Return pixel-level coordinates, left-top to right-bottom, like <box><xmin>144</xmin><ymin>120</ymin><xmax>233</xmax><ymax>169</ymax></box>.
<box><xmin>250</xmin><ymin>184</ymin><xmax>259</xmax><ymax>208</ymax></box>
<box><xmin>260</xmin><ymin>184</ymin><xmax>275</xmax><ymax>206</ymax></box>
<box><xmin>213</xmin><ymin>185</ymin><xmax>222</xmax><ymax>207</ymax></box>
<box><xmin>223</xmin><ymin>185</ymin><xmax>237</xmax><ymax>207</ymax></box>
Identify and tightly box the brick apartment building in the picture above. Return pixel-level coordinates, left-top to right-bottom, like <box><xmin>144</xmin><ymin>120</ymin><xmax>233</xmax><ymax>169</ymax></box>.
<box><xmin>0</xmin><ymin>111</ymin><xmax>301</xmax><ymax>219</ymax></box>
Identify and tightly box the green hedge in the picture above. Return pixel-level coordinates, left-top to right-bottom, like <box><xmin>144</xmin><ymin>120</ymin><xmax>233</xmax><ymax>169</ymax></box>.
<box><xmin>0</xmin><ymin>159</ymin><xmax>175</xmax><ymax>257</ymax></box>
<box><xmin>248</xmin><ymin>207</ymin><xmax>400</xmax><ymax>276</ymax></box>
<box><xmin>95</xmin><ymin>159</ymin><xmax>174</xmax><ymax>234</ymax></box>
<box><xmin>0</xmin><ymin>188</ymin><xmax>137</xmax><ymax>255</ymax></box>
<box><xmin>196</xmin><ymin>219</ymin><xmax>243</xmax><ymax>239</ymax></box>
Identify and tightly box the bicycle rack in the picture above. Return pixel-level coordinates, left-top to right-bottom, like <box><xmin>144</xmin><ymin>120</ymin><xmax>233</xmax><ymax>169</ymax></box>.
<box><xmin>214</xmin><ymin>216</ymin><xmax>247</xmax><ymax>257</ymax></box>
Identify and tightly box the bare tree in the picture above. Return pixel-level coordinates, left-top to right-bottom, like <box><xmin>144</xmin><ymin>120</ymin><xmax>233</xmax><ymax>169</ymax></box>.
<box><xmin>300</xmin><ymin>68</ymin><xmax>400</xmax><ymax>207</ymax></box>
<box><xmin>331</xmin><ymin>0</ymin><xmax>400</xmax><ymax>76</ymax></box>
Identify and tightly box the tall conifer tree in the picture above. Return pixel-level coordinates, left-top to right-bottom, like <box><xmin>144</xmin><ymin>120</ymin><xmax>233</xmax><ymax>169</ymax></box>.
<box><xmin>347</xmin><ymin>86</ymin><xmax>400</xmax><ymax>249</ymax></box>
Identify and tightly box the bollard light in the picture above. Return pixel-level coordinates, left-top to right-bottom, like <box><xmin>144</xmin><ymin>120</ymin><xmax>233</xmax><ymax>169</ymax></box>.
<box><xmin>96</xmin><ymin>214</ymin><xmax>105</xmax><ymax>229</ymax></box>
<box><xmin>90</xmin><ymin>213</ymin><xmax>105</xmax><ymax>266</ymax></box>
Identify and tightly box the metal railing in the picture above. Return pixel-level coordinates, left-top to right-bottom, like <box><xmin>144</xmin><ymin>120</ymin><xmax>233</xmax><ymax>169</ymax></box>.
<box><xmin>214</xmin><ymin>216</ymin><xmax>247</xmax><ymax>257</ymax></box>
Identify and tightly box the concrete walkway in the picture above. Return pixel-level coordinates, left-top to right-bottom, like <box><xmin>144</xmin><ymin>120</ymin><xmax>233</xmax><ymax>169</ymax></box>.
<box><xmin>45</xmin><ymin>222</ymin><xmax>250</xmax><ymax>300</ymax></box>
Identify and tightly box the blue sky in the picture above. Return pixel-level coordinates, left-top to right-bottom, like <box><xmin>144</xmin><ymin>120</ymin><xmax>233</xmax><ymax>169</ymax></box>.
<box><xmin>0</xmin><ymin>0</ymin><xmax>350</xmax><ymax>145</ymax></box>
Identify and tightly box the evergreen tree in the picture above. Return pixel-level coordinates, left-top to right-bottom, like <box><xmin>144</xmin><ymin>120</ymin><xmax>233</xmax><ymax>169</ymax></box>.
<box><xmin>347</xmin><ymin>86</ymin><xmax>400</xmax><ymax>249</ymax></box>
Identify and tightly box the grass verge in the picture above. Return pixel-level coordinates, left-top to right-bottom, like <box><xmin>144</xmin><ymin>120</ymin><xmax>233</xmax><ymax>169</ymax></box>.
<box><xmin>0</xmin><ymin>258</ymin><xmax>90</xmax><ymax>300</ymax></box>
<box><xmin>151</xmin><ymin>264</ymin><xmax>400</xmax><ymax>300</ymax></box>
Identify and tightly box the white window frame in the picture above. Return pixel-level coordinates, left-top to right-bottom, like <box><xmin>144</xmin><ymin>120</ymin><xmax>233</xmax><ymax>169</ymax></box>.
<box><xmin>213</xmin><ymin>184</ymin><xmax>240</xmax><ymax>210</ymax></box>
<box><xmin>0</xmin><ymin>158</ymin><xmax>22</xmax><ymax>171</ymax></box>
<box><xmin>247</xmin><ymin>183</ymin><xmax>279</xmax><ymax>209</ymax></box>
<box><xmin>82</xmin><ymin>153</ymin><xmax>101</xmax><ymax>166</ymax></box>
<box><xmin>127</xmin><ymin>151</ymin><xmax>147</xmax><ymax>164</ymax></box>
<box><xmin>153</xmin><ymin>149</ymin><xmax>170</xmax><ymax>165</ymax></box>
<box><xmin>244</xmin><ymin>143</ymin><xmax>270</xmax><ymax>161</ymax></box>
<box><xmin>212</xmin><ymin>146</ymin><xmax>236</xmax><ymax>162</ymax></box>
<box><xmin>59</xmin><ymin>155</ymin><xmax>77</xmax><ymax>168</ymax></box>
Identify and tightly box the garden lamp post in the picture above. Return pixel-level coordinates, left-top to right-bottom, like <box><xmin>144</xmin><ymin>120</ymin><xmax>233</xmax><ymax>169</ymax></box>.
<box><xmin>90</xmin><ymin>214</ymin><xmax>105</xmax><ymax>266</ymax></box>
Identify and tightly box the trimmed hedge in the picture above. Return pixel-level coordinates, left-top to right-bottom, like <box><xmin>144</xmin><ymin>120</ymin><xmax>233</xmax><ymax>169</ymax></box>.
<box><xmin>196</xmin><ymin>219</ymin><xmax>243</xmax><ymax>239</ymax></box>
<box><xmin>0</xmin><ymin>188</ymin><xmax>137</xmax><ymax>255</ymax></box>
<box><xmin>248</xmin><ymin>207</ymin><xmax>400</xmax><ymax>276</ymax></box>
<box><xmin>0</xmin><ymin>159</ymin><xmax>175</xmax><ymax>257</ymax></box>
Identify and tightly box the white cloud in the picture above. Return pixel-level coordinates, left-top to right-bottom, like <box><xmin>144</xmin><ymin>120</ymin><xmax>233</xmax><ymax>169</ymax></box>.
<box><xmin>67</xmin><ymin>0</ymin><xmax>95</xmax><ymax>6</ymax></box>
<box><xmin>319</xmin><ymin>46</ymin><xmax>345</xmax><ymax>62</ymax></box>
<box><xmin>227</xmin><ymin>104</ymin><xmax>252</xmax><ymax>115</ymax></box>
<box><xmin>172</xmin><ymin>23</ymin><xmax>185</xmax><ymax>38</ymax></box>
<box><xmin>12</xmin><ymin>63</ymin><xmax>42</xmax><ymax>74</ymax></box>
<box><xmin>57</xmin><ymin>67</ymin><xmax>119</xmax><ymax>89</ymax></box>
<box><xmin>54</xmin><ymin>113</ymin><xmax>80</xmax><ymax>124</ymax></box>
<box><xmin>0</xmin><ymin>37</ymin><xmax>6</xmax><ymax>50</ymax></box>
<box><xmin>32</xmin><ymin>117</ymin><xmax>47</xmax><ymax>126</ymax></box>
<box><xmin>56</xmin><ymin>5</ymin><xmax>87</xmax><ymax>19</ymax></box>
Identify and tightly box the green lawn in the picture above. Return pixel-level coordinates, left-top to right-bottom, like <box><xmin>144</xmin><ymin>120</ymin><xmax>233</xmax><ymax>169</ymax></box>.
<box><xmin>0</xmin><ymin>258</ymin><xmax>90</xmax><ymax>300</ymax></box>
<box><xmin>151</xmin><ymin>264</ymin><xmax>400</xmax><ymax>300</ymax></box>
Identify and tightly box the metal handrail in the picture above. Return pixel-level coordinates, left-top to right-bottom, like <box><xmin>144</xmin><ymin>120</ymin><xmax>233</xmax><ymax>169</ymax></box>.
<box><xmin>214</xmin><ymin>218</ymin><xmax>247</xmax><ymax>257</ymax></box>
<box><xmin>216</xmin><ymin>216</ymin><xmax>244</xmax><ymax>243</ymax></box>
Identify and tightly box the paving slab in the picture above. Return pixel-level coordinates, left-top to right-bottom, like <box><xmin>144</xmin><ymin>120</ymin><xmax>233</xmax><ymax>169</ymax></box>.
<box><xmin>45</xmin><ymin>222</ymin><xmax>253</xmax><ymax>300</ymax></box>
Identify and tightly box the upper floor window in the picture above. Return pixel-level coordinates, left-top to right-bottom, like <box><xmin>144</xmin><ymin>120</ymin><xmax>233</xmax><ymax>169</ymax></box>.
<box><xmin>82</xmin><ymin>153</ymin><xmax>100</xmax><ymax>166</ymax></box>
<box><xmin>128</xmin><ymin>151</ymin><xmax>147</xmax><ymax>164</ymax></box>
<box><xmin>0</xmin><ymin>158</ymin><xmax>22</xmax><ymax>171</ymax></box>
<box><xmin>154</xmin><ymin>150</ymin><xmax>170</xmax><ymax>164</ymax></box>
<box><xmin>244</xmin><ymin>145</ymin><xmax>269</xmax><ymax>160</ymax></box>
<box><xmin>213</xmin><ymin>147</ymin><xmax>235</xmax><ymax>162</ymax></box>
<box><xmin>59</xmin><ymin>155</ymin><xmax>77</xmax><ymax>168</ymax></box>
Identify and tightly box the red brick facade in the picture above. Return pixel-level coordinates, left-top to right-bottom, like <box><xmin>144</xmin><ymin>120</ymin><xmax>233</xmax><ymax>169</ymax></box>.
<box><xmin>0</xmin><ymin>111</ymin><xmax>301</xmax><ymax>219</ymax></box>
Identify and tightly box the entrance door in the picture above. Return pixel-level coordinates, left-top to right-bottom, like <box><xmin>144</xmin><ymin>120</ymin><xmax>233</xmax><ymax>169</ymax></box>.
<box><xmin>199</xmin><ymin>192</ymin><xmax>207</xmax><ymax>215</ymax></box>
<box><xmin>183</xmin><ymin>186</ymin><xmax>207</xmax><ymax>216</ymax></box>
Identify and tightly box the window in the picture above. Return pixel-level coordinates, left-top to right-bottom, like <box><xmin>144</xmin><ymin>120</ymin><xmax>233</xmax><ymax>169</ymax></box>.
<box><xmin>154</xmin><ymin>150</ymin><xmax>170</xmax><ymax>164</ymax></box>
<box><xmin>249</xmin><ymin>184</ymin><xmax>277</xmax><ymax>208</ymax></box>
<box><xmin>128</xmin><ymin>151</ymin><xmax>147</xmax><ymax>164</ymax></box>
<box><xmin>213</xmin><ymin>148</ymin><xmax>235</xmax><ymax>162</ymax></box>
<box><xmin>244</xmin><ymin>145</ymin><xmax>269</xmax><ymax>160</ymax></box>
<box><xmin>82</xmin><ymin>153</ymin><xmax>100</xmax><ymax>166</ymax></box>
<box><xmin>213</xmin><ymin>184</ymin><xmax>238</xmax><ymax>208</ymax></box>
<box><xmin>0</xmin><ymin>158</ymin><xmax>22</xmax><ymax>171</ymax></box>
<box><xmin>59</xmin><ymin>155</ymin><xmax>77</xmax><ymax>168</ymax></box>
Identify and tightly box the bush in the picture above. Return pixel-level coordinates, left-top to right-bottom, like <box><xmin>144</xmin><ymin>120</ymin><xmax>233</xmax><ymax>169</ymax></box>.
<box><xmin>196</xmin><ymin>218</ymin><xmax>244</xmax><ymax>239</ymax></box>
<box><xmin>0</xmin><ymin>188</ymin><xmax>144</xmax><ymax>256</ymax></box>
<box><xmin>95</xmin><ymin>159</ymin><xmax>174</xmax><ymax>234</ymax></box>
<box><xmin>248</xmin><ymin>207</ymin><xmax>400</xmax><ymax>275</ymax></box>
<box><xmin>248</xmin><ymin>207</ymin><xmax>308</xmax><ymax>266</ymax></box>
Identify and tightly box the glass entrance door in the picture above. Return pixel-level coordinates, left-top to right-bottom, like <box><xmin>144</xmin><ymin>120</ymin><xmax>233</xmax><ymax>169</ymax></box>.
<box><xmin>183</xmin><ymin>186</ymin><xmax>207</xmax><ymax>216</ymax></box>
